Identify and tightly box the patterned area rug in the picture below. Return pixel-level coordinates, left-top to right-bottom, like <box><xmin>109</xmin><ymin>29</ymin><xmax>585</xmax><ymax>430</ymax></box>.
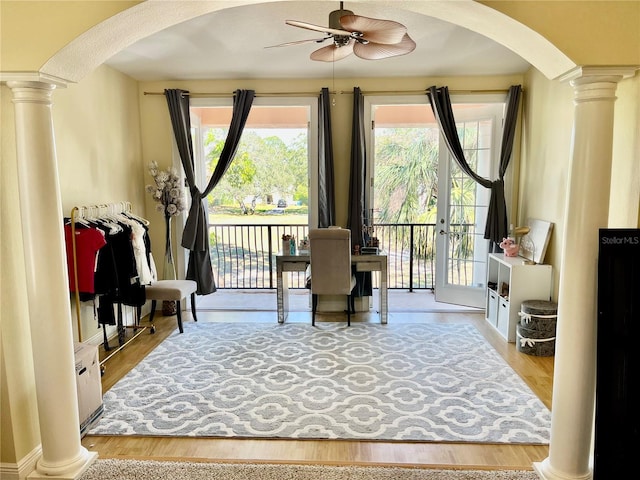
<box><xmin>88</xmin><ymin>323</ymin><xmax>551</xmax><ymax>443</ymax></box>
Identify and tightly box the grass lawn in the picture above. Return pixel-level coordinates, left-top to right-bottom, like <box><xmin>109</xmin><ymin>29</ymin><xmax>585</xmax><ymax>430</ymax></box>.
<box><xmin>210</xmin><ymin>204</ymin><xmax>308</xmax><ymax>225</ymax></box>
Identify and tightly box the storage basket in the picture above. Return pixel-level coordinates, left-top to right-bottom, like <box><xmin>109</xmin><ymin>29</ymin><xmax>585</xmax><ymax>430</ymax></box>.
<box><xmin>516</xmin><ymin>323</ymin><xmax>556</xmax><ymax>356</ymax></box>
<box><xmin>517</xmin><ymin>299</ymin><xmax>558</xmax><ymax>356</ymax></box>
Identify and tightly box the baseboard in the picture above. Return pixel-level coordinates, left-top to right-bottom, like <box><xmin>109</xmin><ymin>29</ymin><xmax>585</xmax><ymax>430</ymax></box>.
<box><xmin>0</xmin><ymin>444</ymin><xmax>41</xmax><ymax>480</ymax></box>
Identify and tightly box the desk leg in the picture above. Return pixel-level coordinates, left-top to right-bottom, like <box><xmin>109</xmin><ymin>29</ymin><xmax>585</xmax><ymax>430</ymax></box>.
<box><xmin>277</xmin><ymin>267</ymin><xmax>289</xmax><ymax>324</ymax></box>
<box><xmin>380</xmin><ymin>265</ymin><xmax>388</xmax><ymax>324</ymax></box>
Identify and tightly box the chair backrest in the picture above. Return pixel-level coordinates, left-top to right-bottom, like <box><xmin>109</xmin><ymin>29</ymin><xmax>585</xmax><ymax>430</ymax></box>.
<box><xmin>308</xmin><ymin>228</ymin><xmax>352</xmax><ymax>296</ymax></box>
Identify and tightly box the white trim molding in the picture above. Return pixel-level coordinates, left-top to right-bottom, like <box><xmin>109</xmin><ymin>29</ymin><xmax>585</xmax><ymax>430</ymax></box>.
<box><xmin>0</xmin><ymin>72</ymin><xmax>68</xmax><ymax>88</ymax></box>
<box><xmin>0</xmin><ymin>445</ymin><xmax>42</xmax><ymax>480</ymax></box>
<box><xmin>559</xmin><ymin>65</ymin><xmax>640</xmax><ymax>83</ymax></box>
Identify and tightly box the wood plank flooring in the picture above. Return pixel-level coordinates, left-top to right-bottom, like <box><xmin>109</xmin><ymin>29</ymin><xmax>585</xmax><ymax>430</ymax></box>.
<box><xmin>82</xmin><ymin>299</ymin><xmax>554</xmax><ymax>471</ymax></box>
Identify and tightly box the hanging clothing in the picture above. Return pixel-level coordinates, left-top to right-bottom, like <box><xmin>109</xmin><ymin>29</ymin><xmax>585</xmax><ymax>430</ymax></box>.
<box><xmin>106</xmin><ymin>223</ymin><xmax>145</xmax><ymax>307</ymax></box>
<box><xmin>63</xmin><ymin>223</ymin><xmax>107</xmax><ymax>295</ymax></box>
<box><xmin>118</xmin><ymin>214</ymin><xmax>153</xmax><ymax>285</ymax></box>
<box><xmin>91</xmin><ymin>221</ymin><xmax>145</xmax><ymax>325</ymax></box>
<box><xmin>64</xmin><ymin>206</ymin><xmax>153</xmax><ymax>336</ymax></box>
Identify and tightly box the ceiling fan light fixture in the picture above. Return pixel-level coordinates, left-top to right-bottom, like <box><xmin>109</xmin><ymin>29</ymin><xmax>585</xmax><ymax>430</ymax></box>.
<box><xmin>333</xmin><ymin>35</ymin><xmax>352</xmax><ymax>47</ymax></box>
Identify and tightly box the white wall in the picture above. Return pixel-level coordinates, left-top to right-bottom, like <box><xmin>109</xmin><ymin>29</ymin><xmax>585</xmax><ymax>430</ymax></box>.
<box><xmin>520</xmin><ymin>68</ymin><xmax>640</xmax><ymax>301</ymax></box>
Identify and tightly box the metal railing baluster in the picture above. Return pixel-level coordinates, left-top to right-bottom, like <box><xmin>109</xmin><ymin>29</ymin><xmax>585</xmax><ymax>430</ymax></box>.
<box><xmin>208</xmin><ymin>223</ymin><xmax>480</xmax><ymax>291</ymax></box>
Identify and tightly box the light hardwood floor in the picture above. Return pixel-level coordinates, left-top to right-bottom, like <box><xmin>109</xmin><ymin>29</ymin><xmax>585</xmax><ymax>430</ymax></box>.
<box><xmin>82</xmin><ymin>293</ymin><xmax>553</xmax><ymax>471</ymax></box>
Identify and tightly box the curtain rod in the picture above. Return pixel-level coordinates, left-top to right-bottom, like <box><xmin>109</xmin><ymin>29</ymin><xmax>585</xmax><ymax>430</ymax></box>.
<box><xmin>340</xmin><ymin>88</ymin><xmax>511</xmax><ymax>95</ymax></box>
<box><xmin>143</xmin><ymin>91</ymin><xmax>331</xmax><ymax>98</ymax></box>
<box><xmin>144</xmin><ymin>88</ymin><xmax>511</xmax><ymax>98</ymax></box>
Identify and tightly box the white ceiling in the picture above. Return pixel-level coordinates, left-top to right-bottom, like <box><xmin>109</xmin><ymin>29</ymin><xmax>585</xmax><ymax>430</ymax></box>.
<box><xmin>104</xmin><ymin>1</ymin><xmax>531</xmax><ymax>81</ymax></box>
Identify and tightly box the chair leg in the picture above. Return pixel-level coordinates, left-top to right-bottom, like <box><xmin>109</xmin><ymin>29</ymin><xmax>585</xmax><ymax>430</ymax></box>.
<box><xmin>176</xmin><ymin>300</ymin><xmax>184</xmax><ymax>333</ymax></box>
<box><xmin>346</xmin><ymin>295</ymin><xmax>351</xmax><ymax>326</ymax></box>
<box><xmin>190</xmin><ymin>292</ymin><xmax>198</xmax><ymax>322</ymax></box>
<box><xmin>312</xmin><ymin>294</ymin><xmax>318</xmax><ymax>326</ymax></box>
<box><xmin>149</xmin><ymin>300</ymin><xmax>157</xmax><ymax>324</ymax></box>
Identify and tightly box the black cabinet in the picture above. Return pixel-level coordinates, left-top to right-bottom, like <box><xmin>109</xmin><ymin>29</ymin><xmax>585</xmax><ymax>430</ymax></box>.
<box><xmin>594</xmin><ymin>229</ymin><xmax>640</xmax><ymax>478</ymax></box>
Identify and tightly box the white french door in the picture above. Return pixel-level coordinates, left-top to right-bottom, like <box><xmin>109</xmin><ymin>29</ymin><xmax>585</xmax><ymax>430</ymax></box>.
<box><xmin>434</xmin><ymin>104</ymin><xmax>503</xmax><ymax>307</ymax></box>
<box><xmin>366</xmin><ymin>96</ymin><xmax>507</xmax><ymax>309</ymax></box>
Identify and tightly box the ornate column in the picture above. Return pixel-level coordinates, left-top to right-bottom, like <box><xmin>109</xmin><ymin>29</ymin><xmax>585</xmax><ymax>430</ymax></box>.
<box><xmin>534</xmin><ymin>67</ymin><xmax>637</xmax><ymax>480</ymax></box>
<box><xmin>6</xmin><ymin>79</ymin><xmax>97</xmax><ymax>479</ymax></box>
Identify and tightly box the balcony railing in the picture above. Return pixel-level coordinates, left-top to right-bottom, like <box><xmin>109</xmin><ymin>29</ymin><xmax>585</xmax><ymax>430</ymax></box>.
<box><xmin>209</xmin><ymin>223</ymin><xmax>438</xmax><ymax>290</ymax></box>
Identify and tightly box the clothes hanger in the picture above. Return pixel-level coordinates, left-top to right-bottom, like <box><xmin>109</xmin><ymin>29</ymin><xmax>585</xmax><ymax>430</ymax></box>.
<box><xmin>123</xmin><ymin>201</ymin><xmax>150</xmax><ymax>226</ymax></box>
<box><xmin>72</xmin><ymin>206</ymin><xmax>91</xmax><ymax>227</ymax></box>
<box><xmin>94</xmin><ymin>204</ymin><xmax>122</xmax><ymax>234</ymax></box>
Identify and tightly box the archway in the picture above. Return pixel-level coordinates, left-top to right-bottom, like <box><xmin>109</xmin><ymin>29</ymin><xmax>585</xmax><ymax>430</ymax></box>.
<box><xmin>6</xmin><ymin>2</ymin><xmax>590</xmax><ymax>480</ymax></box>
<box><xmin>41</xmin><ymin>0</ymin><xmax>575</xmax><ymax>84</ymax></box>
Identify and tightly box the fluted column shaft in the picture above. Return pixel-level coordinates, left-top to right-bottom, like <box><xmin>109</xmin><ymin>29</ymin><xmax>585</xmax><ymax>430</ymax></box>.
<box><xmin>7</xmin><ymin>80</ymin><xmax>97</xmax><ymax>479</ymax></box>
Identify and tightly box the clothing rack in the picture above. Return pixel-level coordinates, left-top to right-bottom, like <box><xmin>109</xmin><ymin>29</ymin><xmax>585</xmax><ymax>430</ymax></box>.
<box><xmin>69</xmin><ymin>201</ymin><xmax>151</xmax><ymax>367</ymax></box>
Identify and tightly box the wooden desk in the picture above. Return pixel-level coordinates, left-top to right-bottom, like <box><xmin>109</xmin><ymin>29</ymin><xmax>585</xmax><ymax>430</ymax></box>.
<box><xmin>276</xmin><ymin>253</ymin><xmax>388</xmax><ymax>324</ymax></box>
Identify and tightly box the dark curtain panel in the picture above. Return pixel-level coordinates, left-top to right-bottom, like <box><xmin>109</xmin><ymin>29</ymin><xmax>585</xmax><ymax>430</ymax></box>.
<box><xmin>427</xmin><ymin>85</ymin><xmax>522</xmax><ymax>244</ymax></box>
<box><xmin>489</xmin><ymin>85</ymin><xmax>522</xmax><ymax>242</ymax></box>
<box><xmin>165</xmin><ymin>88</ymin><xmax>255</xmax><ymax>294</ymax></box>
<box><xmin>318</xmin><ymin>88</ymin><xmax>335</xmax><ymax>228</ymax></box>
<box><xmin>347</xmin><ymin>87</ymin><xmax>372</xmax><ymax>297</ymax></box>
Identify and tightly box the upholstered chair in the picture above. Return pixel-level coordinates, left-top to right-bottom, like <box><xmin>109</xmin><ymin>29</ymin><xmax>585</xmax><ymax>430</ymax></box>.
<box><xmin>144</xmin><ymin>280</ymin><xmax>198</xmax><ymax>334</ymax></box>
<box><xmin>308</xmin><ymin>228</ymin><xmax>357</xmax><ymax>326</ymax></box>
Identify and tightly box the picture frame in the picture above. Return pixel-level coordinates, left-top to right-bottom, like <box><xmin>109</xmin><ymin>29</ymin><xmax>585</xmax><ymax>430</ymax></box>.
<box><xmin>519</xmin><ymin>218</ymin><xmax>554</xmax><ymax>264</ymax></box>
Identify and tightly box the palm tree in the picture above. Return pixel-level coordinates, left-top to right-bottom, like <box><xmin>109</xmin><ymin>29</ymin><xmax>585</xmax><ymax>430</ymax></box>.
<box><xmin>373</xmin><ymin>124</ymin><xmax>481</xmax><ymax>271</ymax></box>
<box><xmin>374</xmin><ymin>127</ymin><xmax>439</xmax><ymax>225</ymax></box>
<box><xmin>374</xmin><ymin>127</ymin><xmax>440</xmax><ymax>262</ymax></box>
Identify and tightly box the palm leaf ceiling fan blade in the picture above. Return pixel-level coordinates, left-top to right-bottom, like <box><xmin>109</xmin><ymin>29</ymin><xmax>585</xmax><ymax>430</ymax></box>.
<box><xmin>339</xmin><ymin>14</ymin><xmax>407</xmax><ymax>45</ymax></box>
<box><xmin>285</xmin><ymin>20</ymin><xmax>353</xmax><ymax>37</ymax></box>
<box><xmin>353</xmin><ymin>33</ymin><xmax>416</xmax><ymax>60</ymax></box>
<box><xmin>265</xmin><ymin>37</ymin><xmax>329</xmax><ymax>48</ymax></box>
<box><xmin>310</xmin><ymin>40</ymin><xmax>355</xmax><ymax>62</ymax></box>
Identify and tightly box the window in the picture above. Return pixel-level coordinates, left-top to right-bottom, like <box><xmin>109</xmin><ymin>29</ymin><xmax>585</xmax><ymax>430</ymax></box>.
<box><xmin>182</xmin><ymin>96</ymin><xmax>318</xmax><ymax>288</ymax></box>
<box><xmin>190</xmin><ymin>97</ymin><xmax>318</xmax><ymax>226</ymax></box>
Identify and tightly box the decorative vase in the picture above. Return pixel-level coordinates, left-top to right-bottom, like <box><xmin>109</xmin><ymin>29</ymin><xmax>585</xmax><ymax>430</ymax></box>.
<box><xmin>162</xmin><ymin>214</ymin><xmax>178</xmax><ymax>316</ymax></box>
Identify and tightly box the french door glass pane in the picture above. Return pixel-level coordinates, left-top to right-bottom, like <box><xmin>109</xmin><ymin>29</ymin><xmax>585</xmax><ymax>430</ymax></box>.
<box><xmin>446</xmin><ymin>119</ymin><xmax>492</xmax><ymax>288</ymax></box>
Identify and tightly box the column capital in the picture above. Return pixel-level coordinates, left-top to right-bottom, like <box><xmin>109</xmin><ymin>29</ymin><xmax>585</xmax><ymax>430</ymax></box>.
<box><xmin>559</xmin><ymin>66</ymin><xmax>638</xmax><ymax>104</ymax></box>
<box><xmin>559</xmin><ymin>65</ymin><xmax>639</xmax><ymax>84</ymax></box>
<box><xmin>1</xmin><ymin>71</ymin><xmax>68</xmax><ymax>89</ymax></box>
<box><xmin>6</xmin><ymin>81</ymin><xmax>56</xmax><ymax>106</ymax></box>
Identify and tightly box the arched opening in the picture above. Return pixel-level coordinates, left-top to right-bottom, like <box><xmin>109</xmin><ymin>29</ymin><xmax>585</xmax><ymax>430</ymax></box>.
<box><xmin>41</xmin><ymin>0</ymin><xmax>575</xmax><ymax>84</ymax></box>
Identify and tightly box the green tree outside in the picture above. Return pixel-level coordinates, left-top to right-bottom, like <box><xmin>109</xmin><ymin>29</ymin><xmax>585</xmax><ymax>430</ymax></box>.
<box><xmin>373</xmin><ymin>124</ymin><xmax>480</xmax><ymax>262</ymax></box>
<box><xmin>204</xmin><ymin>129</ymin><xmax>308</xmax><ymax>215</ymax></box>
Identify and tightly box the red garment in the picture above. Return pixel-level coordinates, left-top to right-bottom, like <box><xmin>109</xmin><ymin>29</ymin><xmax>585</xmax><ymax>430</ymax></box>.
<box><xmin>64</xmin><ymin>224</ymin><xmax>107</xmax><ymax>293</ymax></box>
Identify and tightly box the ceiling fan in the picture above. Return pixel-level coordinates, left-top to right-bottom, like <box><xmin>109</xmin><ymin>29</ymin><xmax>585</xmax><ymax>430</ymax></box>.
<box><xmin>266</xmin><ymin>2</ymin><xmax>416</xmax><ymax>62</ymax></box>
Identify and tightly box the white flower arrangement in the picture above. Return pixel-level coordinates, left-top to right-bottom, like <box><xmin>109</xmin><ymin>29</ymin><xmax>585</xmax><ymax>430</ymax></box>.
<box><xmin>145</xmin><ymin>161</ymin><xmax>186</xmax><ymax>217</ymax></box>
